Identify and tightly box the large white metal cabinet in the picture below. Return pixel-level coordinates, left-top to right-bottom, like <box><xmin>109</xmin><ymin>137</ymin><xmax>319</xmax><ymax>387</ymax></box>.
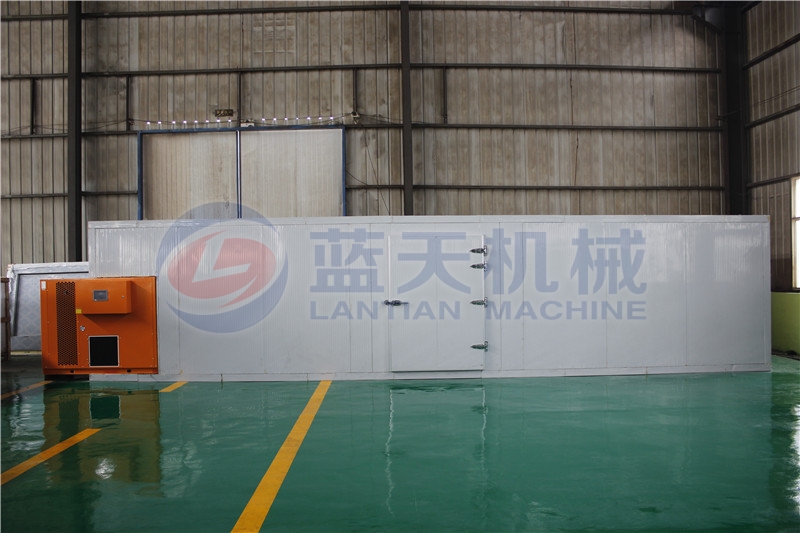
<box><xmin>387</xmin><ymin>232</ymin><xmax>487</xmax><ymax>371</ymax></box>
<box><xmin>88</xmin><ymin>215</ymin><xmax>772</xmax><ymax>381</ymax></box>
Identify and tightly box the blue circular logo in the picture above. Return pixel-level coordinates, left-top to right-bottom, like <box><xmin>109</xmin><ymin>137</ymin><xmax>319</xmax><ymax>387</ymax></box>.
<box><xmin>156</xmin><ymin>204</ymin><xmax>288</xmax><ymax>333</ymax></box>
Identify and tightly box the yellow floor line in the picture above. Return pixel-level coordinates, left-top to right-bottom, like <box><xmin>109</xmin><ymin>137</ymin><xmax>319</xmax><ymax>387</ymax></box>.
<box><xmin>160</xmin><ymin>381</ymin><xmax>188</xmax><ymax>393</ymax></box>
<box><xmin>232</xmin><ymin>380</ymin><xmax>332</xmax><ymax>533</ymax></box>
<box><xmin>1</xmin><ymin>428</ymin><xmax>102</xmax><ymax>485</ymax></box>
<box><xmin>1</xmin><ymin>380</ymin><xmax>53</xmax><ymax>400</ymax></box>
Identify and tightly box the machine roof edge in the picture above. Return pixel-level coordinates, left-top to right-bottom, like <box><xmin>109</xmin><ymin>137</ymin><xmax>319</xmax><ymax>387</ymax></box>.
<box><xmin>88</xmin><ymin>214</ymin><xmax>770</xmax><ymax>229</ymax></box>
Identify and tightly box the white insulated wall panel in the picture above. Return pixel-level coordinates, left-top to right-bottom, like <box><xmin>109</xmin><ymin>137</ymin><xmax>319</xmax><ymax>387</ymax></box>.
<box><xmin>519</xmin><ymin>221</ymin><xmax>607</xmax><ymax>372</ymax></box>
<box><xmin>87</xmin><ymin>215</ymin><xmax>771</xmax><ymax>381</ymax></box>
<box><xmin>604</xmin><ymin>222</ymin><xmax>687</xmax><ymax>370</ymax></box>
<box><xmin>685</xmin><ymin>221</ymin><xmax>771</xmax><ymax>367</ymax></box>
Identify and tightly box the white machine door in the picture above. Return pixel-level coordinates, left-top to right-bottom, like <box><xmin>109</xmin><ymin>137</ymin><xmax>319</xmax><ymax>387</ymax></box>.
<box><xmin>387</xmin><ymin>232</ymin><xmax>487</xmax><ymax>371</ymax></box>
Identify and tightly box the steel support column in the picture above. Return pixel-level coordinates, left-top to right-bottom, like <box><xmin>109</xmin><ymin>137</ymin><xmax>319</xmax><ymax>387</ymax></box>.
<box><xmin>67</xmin><ymin>1</ymin><xmax>83</xmax><ymax>260</ymax></box>
<box><xmin>30</xmin><ymin>79</ymin><xmax>37</xmax><ymax>134</ymax></box>
<box><xmin>723</xmin><ymin>4</ymin><xmax>748</xmax><ymax>215</ymax></box>
<box><xmin>400</xmin><ymin>1</ymin><xmax>414</xmax><ymax>215</ymax></box>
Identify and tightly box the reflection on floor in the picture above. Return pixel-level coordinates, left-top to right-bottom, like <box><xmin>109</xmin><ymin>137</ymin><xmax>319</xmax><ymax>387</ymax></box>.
<box><xmin>2</xmin><ymin>354</ymin><xmax>799</xmax><ymax>532</ymax></box>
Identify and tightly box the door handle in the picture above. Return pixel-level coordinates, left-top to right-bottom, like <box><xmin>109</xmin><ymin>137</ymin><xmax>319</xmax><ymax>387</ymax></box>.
<box><xmin>383</xmin><ymin>299</ymin><xmax>407</xmax><ymax>306</ymax></box>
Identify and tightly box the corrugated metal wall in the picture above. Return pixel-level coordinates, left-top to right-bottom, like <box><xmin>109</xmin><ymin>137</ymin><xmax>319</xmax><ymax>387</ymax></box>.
<box><xmin>745</xmin><ymin>2</ymin><xmax>799</xmax><ymax>291</ymax></box>
<box><xmin>408</xmin><ymin>6</ymin><xmax>724</xmax><ymax>217</ymax></box>
<box><xmin>1</xmin><ymin>1</ymin><xmax>69</xmax><ymax>265</ymax></box>
<box><xmin>0</xmin><ymin>1</ymin><xmax>794</xmax><ymax>289</ymax></box>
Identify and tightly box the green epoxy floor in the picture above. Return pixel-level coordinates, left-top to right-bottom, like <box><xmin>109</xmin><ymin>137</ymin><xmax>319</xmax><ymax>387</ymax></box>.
<box><xmin>2</xmin><ymin>356</ymin><xmax>799</xmax><ymax>533</ymax></box>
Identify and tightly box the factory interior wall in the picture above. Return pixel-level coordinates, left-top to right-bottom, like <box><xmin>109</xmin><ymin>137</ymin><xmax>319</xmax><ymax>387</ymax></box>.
<box><xmin>1</xmin><ymin>2</ymin><xmax>797</xmax><ymax>301</ymax></box>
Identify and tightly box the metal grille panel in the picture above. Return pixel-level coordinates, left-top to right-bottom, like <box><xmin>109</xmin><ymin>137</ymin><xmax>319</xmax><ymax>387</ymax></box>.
<box><xmin>55</xmin><ymin>282</ymin><xmax>78</xmax><ymax>366</ymax></box>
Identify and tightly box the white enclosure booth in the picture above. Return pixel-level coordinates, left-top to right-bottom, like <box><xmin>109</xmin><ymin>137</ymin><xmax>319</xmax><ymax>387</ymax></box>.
<box><xmin>87</xmin><ymin>215</ymin><xmax>771</xmax><ymax>381</ymax></box>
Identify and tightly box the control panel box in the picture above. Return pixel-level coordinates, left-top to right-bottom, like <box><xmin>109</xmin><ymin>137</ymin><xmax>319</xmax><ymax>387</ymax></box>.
<box><xmin>40</xmin><ymin>277</ymin><xmax>157</xmax><ymax>376</ymax></box>
<box><xmin>74</xmin><ymin>278</ymin><xmax>133</xmax><ymax>315</ymax></box>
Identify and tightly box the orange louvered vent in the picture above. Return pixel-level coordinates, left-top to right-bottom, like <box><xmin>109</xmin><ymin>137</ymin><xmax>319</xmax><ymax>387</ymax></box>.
<box><xmin>55</xmin><ymin>282</ymin><xmax>78</xmax><ymax>366</ymax></box>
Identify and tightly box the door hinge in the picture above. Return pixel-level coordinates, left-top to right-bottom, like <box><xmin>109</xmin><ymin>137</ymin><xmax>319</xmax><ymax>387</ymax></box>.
<box><xmin>383</xmin><ymin>299</ymin><xmax>407</xmax><ymax>306</ymax></box>
<box><xmin>470</xmin><ymin>297</ymin><xmax>488</xmax><ymax>306</ymax></box>
<box><xmin>470</xmin><ymin>245</ymin><xmax>487</xmax><ymax>255</ymax></box>
<box><xmin>470</xmin><ymin>263</ymin><xmax>486</xmax><ymax>270</ymax></box>
<box><xmin>470</xmin><ymin>341</ymin><xmax>489</xmax><ymax>351</ymax></box>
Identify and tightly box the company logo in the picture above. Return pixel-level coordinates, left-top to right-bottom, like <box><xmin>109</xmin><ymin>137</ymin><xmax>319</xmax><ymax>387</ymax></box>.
<box><xmin>156</xmin><ymin>204</ymin><xmax>288</xmax><ymax>333</ymax></box>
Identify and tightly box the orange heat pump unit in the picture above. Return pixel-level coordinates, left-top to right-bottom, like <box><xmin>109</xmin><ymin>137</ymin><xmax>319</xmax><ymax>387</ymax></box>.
<box><xmin>40</xmin><ymin>277</ymin><xmax>158</xmax><ymax>376</ymax></box>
